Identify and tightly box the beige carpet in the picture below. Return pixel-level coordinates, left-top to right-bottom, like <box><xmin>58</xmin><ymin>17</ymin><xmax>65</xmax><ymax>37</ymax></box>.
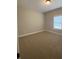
<box><xmin>19</xmin><ymin>31</ymin><xmax>62</xmax><ymax>59</ymax></box>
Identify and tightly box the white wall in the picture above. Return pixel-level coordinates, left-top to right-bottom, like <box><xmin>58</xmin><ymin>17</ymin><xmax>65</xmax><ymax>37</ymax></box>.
<box><xmin>44</xmin><ymin>8</ymin><xmax>62</xmax><ymax>35</ymax></box>
<box><xmin>17</xmin><ymin>7</ymin><xmax>44</xmax><ymax>37</ymax></box>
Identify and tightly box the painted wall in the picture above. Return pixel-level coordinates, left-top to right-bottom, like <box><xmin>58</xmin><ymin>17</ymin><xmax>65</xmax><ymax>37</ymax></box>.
<box><xmin>44</xmin><ymin>8</ymin><xmax>62</xmax><ymax>34</ymax></box>
<box><xmin>17</xmin><ymin>7</ymin><xmax>44</xmax><ymax>36</ymax></box>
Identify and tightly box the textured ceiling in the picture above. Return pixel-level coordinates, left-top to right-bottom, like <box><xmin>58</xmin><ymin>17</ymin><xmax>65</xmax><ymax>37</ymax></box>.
<box><xmin>17</xmin><ymin>0</ymin><xmax>62</xmax><ymax>13</ymax></box>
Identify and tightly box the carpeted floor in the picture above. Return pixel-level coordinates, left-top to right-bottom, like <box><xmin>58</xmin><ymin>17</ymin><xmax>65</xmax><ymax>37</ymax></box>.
<box><xmin>19</xmin><ymin>31</ymin><xmax>62</xmax><ymax>59</ymax></box>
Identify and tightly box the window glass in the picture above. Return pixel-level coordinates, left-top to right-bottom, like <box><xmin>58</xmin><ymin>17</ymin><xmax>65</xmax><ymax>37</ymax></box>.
<box><xmin>53</xmin><ymin>16</ymin><xmax>62</xmax><ymax>30</ymax></box>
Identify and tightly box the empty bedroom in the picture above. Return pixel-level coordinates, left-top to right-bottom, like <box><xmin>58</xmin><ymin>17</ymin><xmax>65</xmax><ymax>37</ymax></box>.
<box><xmin>17</xmin><ymin>0</ymin><xmax>62</xmax><ymax>59</ymax></box>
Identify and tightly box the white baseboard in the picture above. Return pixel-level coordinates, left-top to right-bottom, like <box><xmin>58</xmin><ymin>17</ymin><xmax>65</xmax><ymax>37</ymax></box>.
<box><xmin>45</xmin><ymin>30</ymin><xmax>62</xmax><ymax>36</ymax></box>
<box><xmin>18</xmin><ymin>30</ymin><xmax>44</xmax><ymax>38</ymax></box>
<box><xmin>18</xmin><ymin>30</ymin><xmax>61</xmax><ymax>38</ymax></box>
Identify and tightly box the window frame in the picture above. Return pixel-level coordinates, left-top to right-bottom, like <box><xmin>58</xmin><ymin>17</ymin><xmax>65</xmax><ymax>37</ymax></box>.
<box><xmin>53</xmin><ymin>15</ymin><xmax>62</xmax><ymax>30</ymax></box>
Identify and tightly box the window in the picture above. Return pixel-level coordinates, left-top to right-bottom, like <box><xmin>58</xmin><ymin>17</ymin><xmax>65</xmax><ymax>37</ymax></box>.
<box><xmin>53</xmin><ymin>16</ymin><xmax>62</xmax><ymax>30</ymax></box>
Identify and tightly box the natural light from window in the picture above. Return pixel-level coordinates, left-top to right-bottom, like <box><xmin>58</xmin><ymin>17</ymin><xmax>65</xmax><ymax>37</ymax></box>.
<box><xmin>53</xmin><ymin>16</ymin><xmax>62</xmax><ymax>30</ymax></box>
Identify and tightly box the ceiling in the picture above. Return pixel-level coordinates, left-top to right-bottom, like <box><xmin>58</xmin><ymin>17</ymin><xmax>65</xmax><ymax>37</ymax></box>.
<box><xmin>17</xmin><ymin>0</ymin><xmax>62</xmax><ymax>13</ymax></box>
